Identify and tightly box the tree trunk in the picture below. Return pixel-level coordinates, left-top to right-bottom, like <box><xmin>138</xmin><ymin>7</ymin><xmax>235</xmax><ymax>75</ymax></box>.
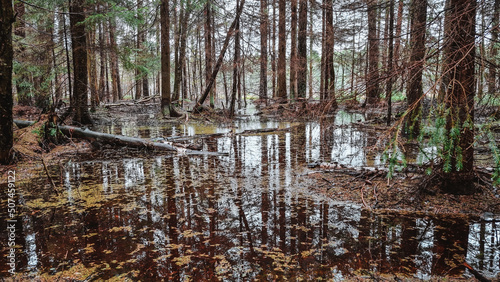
<box><xmin>197</xmin><ymin>27</ymin><xmax>204</xmax><ymax>99</ymax></box>
<box><xmin>386</xmin><ymin>0</ymin><xmax>394</xmax><ymax>126</ymax></box>
<box><xmin>366</xmin><ymin>0</ymin><xmax>380</xmax><ymax>105</ymax></box>
<box><xmin>230</xmin><ymin>0</ymin><xmax>241</xmax><ymax>117</ymax></box>
<box><xmin>320</xmin><ymin>4</ymin><xmax>325</xmax><ymax>100</ymax></box>
<box><xmin>271</xmin><ymin>0</ymin><xmax>277</xmax><ymax>98</ymax></box>
<box><xmin>404</xmin><ymin>0</ymin><xmax>427</xmax><ymax>137</ymax></box>
<box><xmin>204</xmin><ymin>1</ymin><xmax>214</xmax><ymax>108</ymax></box>
<box><xmin>0</xmin><ymin>0</ymin><xmax>14</xmax><ymax>164</ymax></box>
<box><xmin>276</xmin><ymin>0</ymin><xmax>287</xmax><ymax>102</ymax></box>
<box><xmin>297</xmin><ymin>0</ymin><xmax>307</xmax><ymax>99</ymax></box>
<box><xmin>98</xmin><ymin>16</ymin><xmax>107</xmax><ymax>103</ymax></box>
<box><xmin>441</xmin><ymin>0</ymin><xmax>476</xmax><ymax>194</ymax></box>
<box><xmin>87</xmin><ymin>23</ymin><xmax>99</xmax><ymax>111</ymax></box>
<box><xmin>323</xmin><ymin>0</ymin><xmax>336</xmax><ymax>106</ymax></box>
<box><xmin>289</xmin><ymin>0</ymin><xmax>298</xmax><ymax>101</ymax></box>
<box><xmin>488</xmin><ymin>0</ymin><xmax>500</xmax><ymax>94</ymax></box>
<box><xmin>161</xmin><ymin>0</ymin><xmax>180</xmax><ymax>117</ymax></box>
<box><xmin>135</xmin><ymin>0</ymin><xmax>143</xmax><ymax>100</ymax></box>
<box><xmin>259</xmin><ymin>0</ymin><xmax>268</xmax><ymax>102</ymax></box>
<box><xmin>179</xmin><ymin>1</ymin><xmax>189</xmax><ymax>103</ymax></box>
<box><xmin>309</xmin><ymin>0</ymin><xmax>314</xmax><ymax>99</ymax></box>
<box><xmin>108</xmin><ymin>16</ymin><xmax>122</xmax><ymax>102</ymax></box>
<box><xmin>69</xmin><ymin>0</ymin><xmax>92</xmax><ymax>125</ymax></box>
<box><xmin>173</xmin><ymin>0</ymin><xmax>183</xmax><ymax>103</ymax></box>
<box><xmin>393</xmin><ymin>0</ymin><xmax>404</xmax><ymax>93</ymax></box>
<box><xmin>13</xmin><ymin>2</ymin><xmax>31</xmax><ymax>106</ymax></box>
<box><xmin>140</xmin><ymin>0</ymin><xmax>148</xmax><ymax>98</ymax></box>
<box><xmin>14</xmin><ymin>120</ymin><xmax>225</xmax><ymax>156</ymax></box>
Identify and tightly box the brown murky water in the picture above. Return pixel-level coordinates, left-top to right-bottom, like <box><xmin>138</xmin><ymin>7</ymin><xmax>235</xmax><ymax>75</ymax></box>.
<box><xmin>1</xmin><ymin>110</ymin><xmax>499</xmax><ymax>280</ymax></box>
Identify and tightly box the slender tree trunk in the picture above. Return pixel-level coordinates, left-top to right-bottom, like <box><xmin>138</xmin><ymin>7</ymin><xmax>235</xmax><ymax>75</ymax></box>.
<box><xmin>366</xmin><ymin>0</ymin><xmax>380</xmax><ymax>105</ymax></box>
<box><xmin>441</xmin><ymin>0</ymin><xmax>476</xmax><ymax>194</ymax></box>
<box><xmin>211</xmin><ymin>9</ymin><xmax>217</xmax><ymax>107</ymax></box>
<box><xmin>173</xmin><ymin>0</ymin><xmax>182</xmax><ymax>102</ymax></box>
<box><xmin>242</xmin><ymin>52</ymin><xmax>246</xmax><ymax>107</ymax></box>
<box><xmin>197</xmin><ymin>27</ymin><xmax>203</xmax><ymax>98</ymax></box>
<box><xmin>386</xmin><ymin>0</ymin><xmax>394</xmax><ymax>126</ymax></box>
<box><xmin>104</xmin><ymin>19</ymin><xmax>111</xmax><ymax>103</ymax></box>
<box><xmin>351</xmin><ymin>32</ymin><xmax>356</xmax><ymax>97</ymax></box>
<box><xmin>323</xmin><ymin>0</ymin><xmax>336</xmax><ymax>107</ymax></box>
<box><xmin>179</xmin><ymin>1</ymin><xmax>189</xmax><ymax>103</ymax></box>
<box><xmin>309</xmin><ymin>0</ymin><xmax>314</xmax><ymax>99</ymax></box>
<box><xmin>139</xmin><ymin>0</ymin><xmax>148</xmax><ymax>98</ymax></box>
<box><xmin>51</xmin><ymin>13</ymin><xmax>61</xmax><ymax>106</ymax></box>
<box><xmin>142</xmin><ymin>22</ymin><xmax>149</xmax><ymax>98</ymax></box>
<box><xmin>393</xmin><ymin>0</ymin><xmax>404</xmax><ymax>92</ymax></box>
<box><xmin>63</xmin><ymin>12</ymin><xmax>73</xmax><ymax>105</ymax></box>
<box><xmin>404</xmin><ymin>0</ymin><xmax>427</xmax><ymax>137</ymax></box>
<box><xmin>142</xmin><ymin>70</ymin><xmax>149</xmax><ymax>97</ymax></box>
<box><xmin>0</xmin><ymin>0</ymin><xmax>14</xmax><ymax>164</ymax></box>
<box><xmin>204</xmin><ymin>1</ymin><xmax>214</xmax><ymax>108</ymax></box>
<box><xmin>271</xmin><ymin>0</ymin><xmax>277</xmax><ymax>98</ymax></box>
<box><xmin>259</xmin><ymin>0</ymin><xmax>268</xmax><ymax>102</ymax></box>
<box><xmin>182</xmin><ymin>57</ymin><xmax>187</xmax><ymax>106</ymax></box>
<box><xmin>438</xmin><ymin>0</ymin><xmax>452</xmax><ymax>102</ymax></box>
<box><xmin>87</xmin><ymin>24</ymin><xmax>99</xmax><ymax>111</ymax></box>
<box><xmin>109</xmin><ymin>17</ymin><xmax>122</xmax><ymax>101</ymax></box>
<box><xmin>230</xmin><ymin>0</ymin><xmax>241</xmax><ymax>117</ymax></box>
<box><xmin>488</xmin><ymin>0</ymin><xmax>500</xmax><ymax>94</ymax></box>
<box><xmin>135</xmin><ymin>0</ymin><xmax>143</xmax><ymax>100</ymax></box>
<box><xmin>98</xmin><ymin>16</ymin><xmax>106</xmax><ymax>103</ymax></box>
<box><xmin>276</xmin><ymin>0</ymin><xmax>287</xmax><ymax>102</ymax></box>
<box><xmin>320</xmin><ymin>3</ymin><xmax>325</xmax><ymax>100</ymax></box>
<box><xmin>223</xmin><ymin>68</ymin><xmax>228</xmax><ymax>106</ymax></box>
<box><xmin>297</xmin><ymin>0</ymin><xmax>307</xmax><ymax>99</ymax></box>
<box><xmin>289</xmin><ymin>0</ymin><xmax>298</xmax><ymax>101</ymax></box>
<box><xmin>70</xmin><ymin>0</ymin><xmax>92</xmax><ymax>125</ymax></box>
<box><xmin>477</xmin><ymin>0</ymin><xmax>485</xmax><ymax>99</ymax></box>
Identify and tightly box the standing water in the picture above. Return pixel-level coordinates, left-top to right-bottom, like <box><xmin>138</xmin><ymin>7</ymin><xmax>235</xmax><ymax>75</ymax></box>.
<box><xmin>1</xmin><ymin>109</ymin><xmax>499</xmax><ymax>280</ymax></box>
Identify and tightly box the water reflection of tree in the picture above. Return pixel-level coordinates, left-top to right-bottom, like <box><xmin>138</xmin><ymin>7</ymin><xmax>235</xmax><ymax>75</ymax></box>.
<box><xmin>16</xmin><ymin>134</ymin><xmax>500</xmax><ymax>280</ymax></box>
<box><xmin>432</xmin><ymin>217</ymin><xmax>469</xmax><ymax>276</ymax></box>
<box><xmin>467</xmin><ymin>218</ymin><xmax>500</xmax><ymax>276</ymax></box>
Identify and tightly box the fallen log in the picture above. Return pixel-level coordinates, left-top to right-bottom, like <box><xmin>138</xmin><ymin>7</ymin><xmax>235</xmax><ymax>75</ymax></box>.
<box><xmin>103</xmin><ymin>95</ymin><xmax>159</xmax><ymax>108</ymax></box>
<box><xmin>14</xmin><ymin>119</ymin><xmax>226</xmax><ymax>156</ymax></box>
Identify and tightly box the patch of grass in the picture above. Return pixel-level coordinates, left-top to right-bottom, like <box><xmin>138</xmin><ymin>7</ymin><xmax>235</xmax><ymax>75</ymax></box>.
<box><xmin>381</xmin><ymin>90</ymin><xmax>406</xmax><ymax>102</ymax></box>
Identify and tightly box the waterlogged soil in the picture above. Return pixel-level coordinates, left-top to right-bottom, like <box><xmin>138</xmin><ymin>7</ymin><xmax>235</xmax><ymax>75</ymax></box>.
<box><xmin>1</xmin><ymin>105</ymin><xmax>499</xmax><ymax>281</ymax></box>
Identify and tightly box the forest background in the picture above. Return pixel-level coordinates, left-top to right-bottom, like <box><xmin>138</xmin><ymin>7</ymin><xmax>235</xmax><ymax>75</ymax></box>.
<box><xmin>0</xmin><ymin>0</ymin><xmax>499</xmax><ymax>195</ymax></box>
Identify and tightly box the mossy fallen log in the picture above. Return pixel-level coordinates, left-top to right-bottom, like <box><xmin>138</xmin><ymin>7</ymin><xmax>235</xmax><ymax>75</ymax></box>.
<box><xmin>14</xmin><ymin>119</ymin><xmax>226</xmax><ymax>156</ymax></box>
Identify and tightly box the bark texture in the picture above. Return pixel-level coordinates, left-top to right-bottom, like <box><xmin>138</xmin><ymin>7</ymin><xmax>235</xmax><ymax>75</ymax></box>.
<box><xmin>404</xmin><ymin>0</ymin><xmax>427</xmax><ymax>137</ymax></box>
<box><xmin>160</xmin><ymin>0</ymin><xmax>180</xmax><ymax>117</ymax></box>
<box><xmin>259</xmin><ymin>0</ymin><xmax>268</xmax><ymax>101</ymax></box>
<box><xmin>323</xmin><ymin>0</ymin><xmax>335</xmax><ymax>106</ymax></box>
<box><xmin>0</xmin><ymin>0</ymin><xmax>14</xmax><ymax>164</ymax></box>
<box><xmin>441</xmin><ymin>0</ymin><xmax>476</xmax><ymax>194</ymax></box>
<box><xmin>69</xmin><ymin>0</ymin><xmax>92</xmax><ymax>125</ymax></box>
<box><xmin>297</xmin><ymin>0</ymin><xmax>307</xmax><ymax>99</ymax></box>
<box><xmin>366</xmin><ymin>0</ymin><xmax>380</xmax><ymax>104</ymax></box>
<box><xmin>276</xmin><ymin>0</ymin><xmax>287</xmax><ymax>102</ymax></box>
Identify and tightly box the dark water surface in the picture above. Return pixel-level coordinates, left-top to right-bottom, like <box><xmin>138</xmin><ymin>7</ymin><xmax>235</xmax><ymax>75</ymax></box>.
<box><xmin>1</xmin><ymin>111</ymin><xmax>499</xmax><ymax>280</ymax></box>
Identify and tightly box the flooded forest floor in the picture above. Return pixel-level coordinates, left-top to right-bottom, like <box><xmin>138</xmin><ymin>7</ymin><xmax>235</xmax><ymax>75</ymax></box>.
<box><xmin>9</xmin><ymin>101</ymin><xmax>500</xmax><ymax>217</ymax></box>
<box><xmin>2</xmin><ymin>100</ymin><xmax>500</xmax><ymax>281</ymax></box>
